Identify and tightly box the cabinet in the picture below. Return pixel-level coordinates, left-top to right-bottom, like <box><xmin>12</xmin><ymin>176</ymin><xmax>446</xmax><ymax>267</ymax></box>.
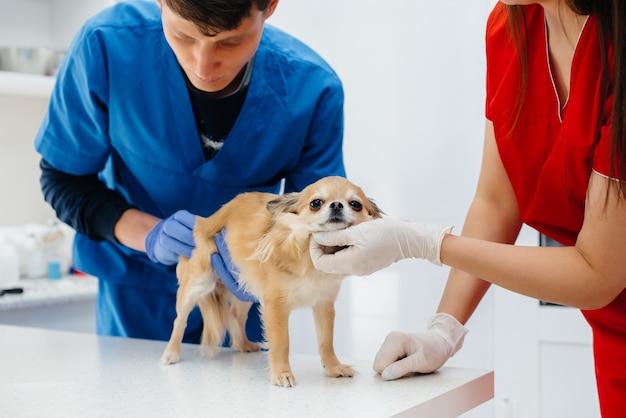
<box><xmin>493</xmin><ymin>228</ymin><xmax>601</xmax><ymax>418</ymax></box>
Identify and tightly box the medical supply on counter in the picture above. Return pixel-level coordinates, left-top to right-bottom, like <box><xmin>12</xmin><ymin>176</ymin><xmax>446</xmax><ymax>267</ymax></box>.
<box><xmin>0</xmin><ymin>242</ymin><xmax>20</xmax><ymax>284</ymax></box>
<box><xmin>47</xmin><ymin>261</ymin><xmax>62</xmax><ymax>280</ymax></box>
<box><xmin>42</xmin><ymin>220</ymin><xmax>65</xmax><ymax>280</ymax></box>
<box><xmin>0</xmin><ymin>221</ymin><xmax>74</xmax><ymax>280</ymax></box>
<box><xmin>23</xmin><ymin>234</ymin><xmax>47</xmax><ymax>279</ymax></box>
<box><xmin>0</xmin><ymin>287</ymin><xmax>24</xmax><ymax>297</ymax></box>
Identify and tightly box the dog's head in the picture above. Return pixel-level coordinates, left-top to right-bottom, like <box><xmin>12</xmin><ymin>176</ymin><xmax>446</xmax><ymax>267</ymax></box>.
<box><xmin>250</xmin><ymin>176</ymin><xmax>382</xmax><ymax>273</ymax></box>
<box><xmin>266</xmin><ymin>176</ymin><xmax>383</xmax><ymax>233</ymax></box>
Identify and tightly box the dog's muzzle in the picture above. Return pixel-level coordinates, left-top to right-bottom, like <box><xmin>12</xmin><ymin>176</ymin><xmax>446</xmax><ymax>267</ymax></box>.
<box><xmin>327</xmin><ymin>203</ymin><xmax>346</xmax><ymax>224</ymax></box>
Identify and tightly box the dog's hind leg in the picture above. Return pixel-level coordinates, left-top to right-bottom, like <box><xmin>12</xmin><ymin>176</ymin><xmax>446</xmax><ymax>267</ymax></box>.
<box><xmin>313</xmin><ymin>300</ymin><xmax>354</xmax><ymax>378</ymax></box>
<box><xmin>227</xmin><ymin>298</ymin><xmax>261</xmax><ymax>353</ymax></box>
<box><xmin>196</xmin><ymin>290</ymin><xmax>228</xmax><ymax>358</ymax></box>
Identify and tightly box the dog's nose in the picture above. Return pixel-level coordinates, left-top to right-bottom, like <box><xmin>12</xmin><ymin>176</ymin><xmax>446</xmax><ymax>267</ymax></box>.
<box><xmin>329</xmin><ymin>201</ymin><xmax>344</xmax><ymax>210</ymax></box>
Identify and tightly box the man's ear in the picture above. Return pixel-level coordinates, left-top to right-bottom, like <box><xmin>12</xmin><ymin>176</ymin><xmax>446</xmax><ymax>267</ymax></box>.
<box><xmin>263</xmin><ymin>0</ymin><xmax>279</xmax><ymax>20</ymax></box>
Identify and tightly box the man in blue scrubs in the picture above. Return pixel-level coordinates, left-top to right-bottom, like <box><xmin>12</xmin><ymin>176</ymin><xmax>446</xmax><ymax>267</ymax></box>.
<box><xmin>34</xmin><ymin>0</ymin><xmax>345</xmax><ymax>344</ymax></box>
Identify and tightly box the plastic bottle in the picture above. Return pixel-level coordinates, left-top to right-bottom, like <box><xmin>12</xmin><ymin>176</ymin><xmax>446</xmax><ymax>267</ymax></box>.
<box><xmin>42</xmin><ymin>220</ymin><xmax>65</xmax><ymax>280</ymax></box>
<box><xmin>23</xmin><ymin>233</ymin><xmax>47</xmax><ymax>279</ymax></box>
<box><xmin>0</xmin><ymin>243</ymin><xmax>20</xmax><ymax>285</ymax></box>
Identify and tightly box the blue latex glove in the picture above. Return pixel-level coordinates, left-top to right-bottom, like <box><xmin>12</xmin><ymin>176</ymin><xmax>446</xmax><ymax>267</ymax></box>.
<box><xmin>145</xmin><ymin>210</ymin><xmax>196</xmax><ymax>265</ymax></box>
<box><xmin>211</xmin><ymin>228</ymin><xmax>257</xmax><ymax>302</ymax></box>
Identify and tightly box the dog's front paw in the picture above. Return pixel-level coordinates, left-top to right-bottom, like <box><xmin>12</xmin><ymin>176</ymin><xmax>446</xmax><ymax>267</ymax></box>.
<box><xmin>324</xmin><ymin>363</ymin><xmax>355</xmax><ymax>378</ymax></box>
<box><xmin>271</xmin><ymin>371</ymin><xmax>297</xmax><ymax>388</ymax></box>
<box><xmin>161</xmin><ymin>351</ymin><xmax>180</xmax><ymax>365</ymax></box>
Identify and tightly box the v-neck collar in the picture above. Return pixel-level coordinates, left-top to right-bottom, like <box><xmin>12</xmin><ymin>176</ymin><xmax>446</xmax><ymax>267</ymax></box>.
<box><xmin>543</xmin><ymin>12</ymin><xmax>590</xmax><ymax>122</ymax></box>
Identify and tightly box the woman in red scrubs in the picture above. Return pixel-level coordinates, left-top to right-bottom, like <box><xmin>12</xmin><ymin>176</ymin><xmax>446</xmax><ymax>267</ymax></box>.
<box><xmin>309</xmin><ymin>1</ymin><xmax>626</xmax><ymax>415</ymax></box>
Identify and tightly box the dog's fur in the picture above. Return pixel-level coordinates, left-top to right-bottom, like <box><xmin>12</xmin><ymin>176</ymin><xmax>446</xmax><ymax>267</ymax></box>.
<box><xmin>161</xmin><ymin>176</ymin><xmax>383</xmax><ymax>387</ymax></box>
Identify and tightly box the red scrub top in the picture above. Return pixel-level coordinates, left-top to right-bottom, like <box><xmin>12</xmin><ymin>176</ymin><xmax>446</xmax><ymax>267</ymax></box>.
<box><xmin>485</xmin><ymin>4</ymin><xmax>626</xmax><ymax>416</ymax></box>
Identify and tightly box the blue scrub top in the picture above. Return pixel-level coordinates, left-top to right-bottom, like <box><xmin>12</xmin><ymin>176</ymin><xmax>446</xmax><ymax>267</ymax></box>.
<box><xmin>34</xmin><ymin>1</ymin><xmax>345</xmax><ymax>339</ymax></box>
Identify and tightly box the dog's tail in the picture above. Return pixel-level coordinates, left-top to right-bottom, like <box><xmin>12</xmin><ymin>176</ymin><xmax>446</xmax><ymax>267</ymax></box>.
<box><xmin>192</xmin><ymin>205</ymin><xmax>233</xmax><ymax>250</ymax></box>
<box><xmin>196</xmin><ymin>288</ymin><xmax>229</xmax><ymax>357</ymax></box>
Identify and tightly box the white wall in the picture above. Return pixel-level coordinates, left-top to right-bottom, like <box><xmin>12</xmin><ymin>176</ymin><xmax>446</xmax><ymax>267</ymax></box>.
<box><xmin>0</xmin><ymin>0</ymin><xmax>113</xmax><ymax>49</ymax></box>
<box><xmin>0</xmin><ymin>0</ymin><xmax>52</xmax><ymax>48</ymax></box>
<box><xmin>269</xmin><ymin>0</ymin><xmax>492</xmax><ymax>361</ymax></box>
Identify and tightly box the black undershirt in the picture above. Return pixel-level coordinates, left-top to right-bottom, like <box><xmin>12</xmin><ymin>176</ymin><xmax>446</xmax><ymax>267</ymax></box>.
<box><xmin>184</xmin><ymin>69</ymin><xmax>249</xmax><ymax>161</ymax></box>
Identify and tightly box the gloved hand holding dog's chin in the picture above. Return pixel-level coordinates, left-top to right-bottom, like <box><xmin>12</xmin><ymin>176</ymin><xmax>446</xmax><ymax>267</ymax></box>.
<box><xmin>373</xmin><ymin>313</ymin><xmax>468</xmax><ymax>380</ymax></box>
<box><xmin>145</xmin><ymin>210</ymin><xmax>197</xmax><ymax>265</ymax></box>
<box><xmin>211</xmin><ymin>229</ymin><xmax>258</xmax><ymax>303</ymax></box>
<box><xmin>309</xmin><ymin>217</ymin><xmax>453</xmax><ymax>276</ymax></box>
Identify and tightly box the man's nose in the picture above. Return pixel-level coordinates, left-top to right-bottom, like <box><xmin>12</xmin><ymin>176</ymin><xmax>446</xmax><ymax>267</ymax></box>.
<box><xmin>194</xmin><ymin>44</ymin><xmax>220</xmax><ymax>77</ymax></box>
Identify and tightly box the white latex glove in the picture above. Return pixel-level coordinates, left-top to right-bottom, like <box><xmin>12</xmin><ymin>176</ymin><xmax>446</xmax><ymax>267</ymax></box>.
<box><xmin>373</xmin><ymin>313</ymin><xmax>468</xmax><ymax>380</ymax></box>
<box><xmin>310</xmin><ymin>217</ymin><xmax>453</xmax><ymax>276</ymax></box>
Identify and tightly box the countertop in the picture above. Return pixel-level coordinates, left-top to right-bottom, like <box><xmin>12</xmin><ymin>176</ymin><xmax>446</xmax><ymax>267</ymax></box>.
<box><xmin>0</xmin><ymin>275</ymin><xmax>97</xmax><ymax>311</ymax></box>
<box><xmin>1</xmin><ymin>325</ymin><xmax>493</xmax><ymax>417</ymax></box>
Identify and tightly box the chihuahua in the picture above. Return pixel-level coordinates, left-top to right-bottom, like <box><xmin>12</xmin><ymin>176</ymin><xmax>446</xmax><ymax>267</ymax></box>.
<box><xmin>161</xmin><ymin>176</ymin><xmax>383</xmax><ymax>387</ymax></box>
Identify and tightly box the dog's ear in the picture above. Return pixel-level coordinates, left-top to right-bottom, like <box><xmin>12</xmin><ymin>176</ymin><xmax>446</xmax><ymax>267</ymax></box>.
<box><xmin>365</xmin><ymin>197</ymin><xmax>384</xmax><ymax>219</ymax></box>
<box><xmin>266</xmin><ymin>192</ymin><xmax>302</xmax><ymax>216</ymax></box>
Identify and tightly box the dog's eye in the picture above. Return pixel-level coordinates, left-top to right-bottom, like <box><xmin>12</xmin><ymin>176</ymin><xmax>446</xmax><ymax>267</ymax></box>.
<box><xmin>310</xmin><ymin>199</ymin><xmax>323</xmax><ymax>211</ymax></box>
<box><xmin>350</xmin><ymin>201</ymin><xmax>363</xmax><ymax>211</ymax></box>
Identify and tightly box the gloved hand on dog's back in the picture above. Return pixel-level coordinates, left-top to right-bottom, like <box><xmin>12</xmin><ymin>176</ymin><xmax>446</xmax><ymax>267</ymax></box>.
<box><xmin>212</xmin><ymin>228</ymin><xmax>258</xmax><ymax>303</ymax></box>
<box><xmin>145</xmin><ymin>210</ymin><xmax>197</xmax><ymax>265</ymax></box>
<box><xmin>309</xmin><ymin>217</ymin><xmax>453</xmax><ymax>276</ymax></box>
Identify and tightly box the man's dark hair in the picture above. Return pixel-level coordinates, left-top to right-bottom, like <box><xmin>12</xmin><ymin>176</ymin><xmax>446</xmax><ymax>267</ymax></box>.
<box><xmin>163</xmin><ymin>0</ymin><xmax>273</xmax><ymax>36</ymax></box>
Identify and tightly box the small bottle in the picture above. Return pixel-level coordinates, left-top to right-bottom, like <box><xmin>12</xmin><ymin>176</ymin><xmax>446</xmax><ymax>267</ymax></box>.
<box><xmin>47</xmin><ymin>259</ymin><xmax>62</xmax><ymax>280</ymax></box>
<box><xmin>42</xmin><ymin>220</ymin><xmax>65</xmax><ymax>280</ymax></box>
<box><xmin>23</xmin><ymin>234</ymin><xmax>46</xmax><ymax>279</ymax></box>
<box><xmin>0</xmin><ymin>243</ymin><xmax>20</xmax><ymax>285</ymax></box>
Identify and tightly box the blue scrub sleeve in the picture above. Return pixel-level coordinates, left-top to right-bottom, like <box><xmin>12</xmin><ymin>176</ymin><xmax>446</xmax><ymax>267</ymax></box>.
<box><xmin>40</xmin><ymin>159</ymin><xmax>135</xmax><ymax>242</ymax></box>
<box><xmin>283</xmin><ymin>77</ymin><xmax>345</xmax><ymax>193</ymax></box>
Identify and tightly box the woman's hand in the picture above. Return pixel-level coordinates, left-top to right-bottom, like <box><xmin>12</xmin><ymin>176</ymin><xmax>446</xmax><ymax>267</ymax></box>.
<box><xmin>309</xmin><ymin>217</ymin><xmax>453</xmax><ymax>276</ymax></box>
<box><xmin>373</xmin><ymin>313</ymin><xmax>468</xmax><ymax>380</ymax></box>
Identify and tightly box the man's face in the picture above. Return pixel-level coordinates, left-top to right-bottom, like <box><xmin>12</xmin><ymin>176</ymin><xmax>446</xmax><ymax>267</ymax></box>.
<box><xmin>160</xmin><ymin>2</ymin><xmax>274</xmax><ymax>93</ymax></box>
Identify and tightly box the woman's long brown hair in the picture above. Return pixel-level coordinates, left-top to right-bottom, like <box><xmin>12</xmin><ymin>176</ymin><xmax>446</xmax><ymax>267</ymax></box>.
<box><xmin>505</xmin><ymin>1</ymin><xmax>626</xmax><ymax>200</ymax></box>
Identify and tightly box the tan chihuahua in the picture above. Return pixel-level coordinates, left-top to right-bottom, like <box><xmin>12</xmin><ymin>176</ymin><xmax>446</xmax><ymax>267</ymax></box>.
<box><xmin>161</xmin><ymin>176</ymin><xmax>383</xmax><ymax>387</ymax></box>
